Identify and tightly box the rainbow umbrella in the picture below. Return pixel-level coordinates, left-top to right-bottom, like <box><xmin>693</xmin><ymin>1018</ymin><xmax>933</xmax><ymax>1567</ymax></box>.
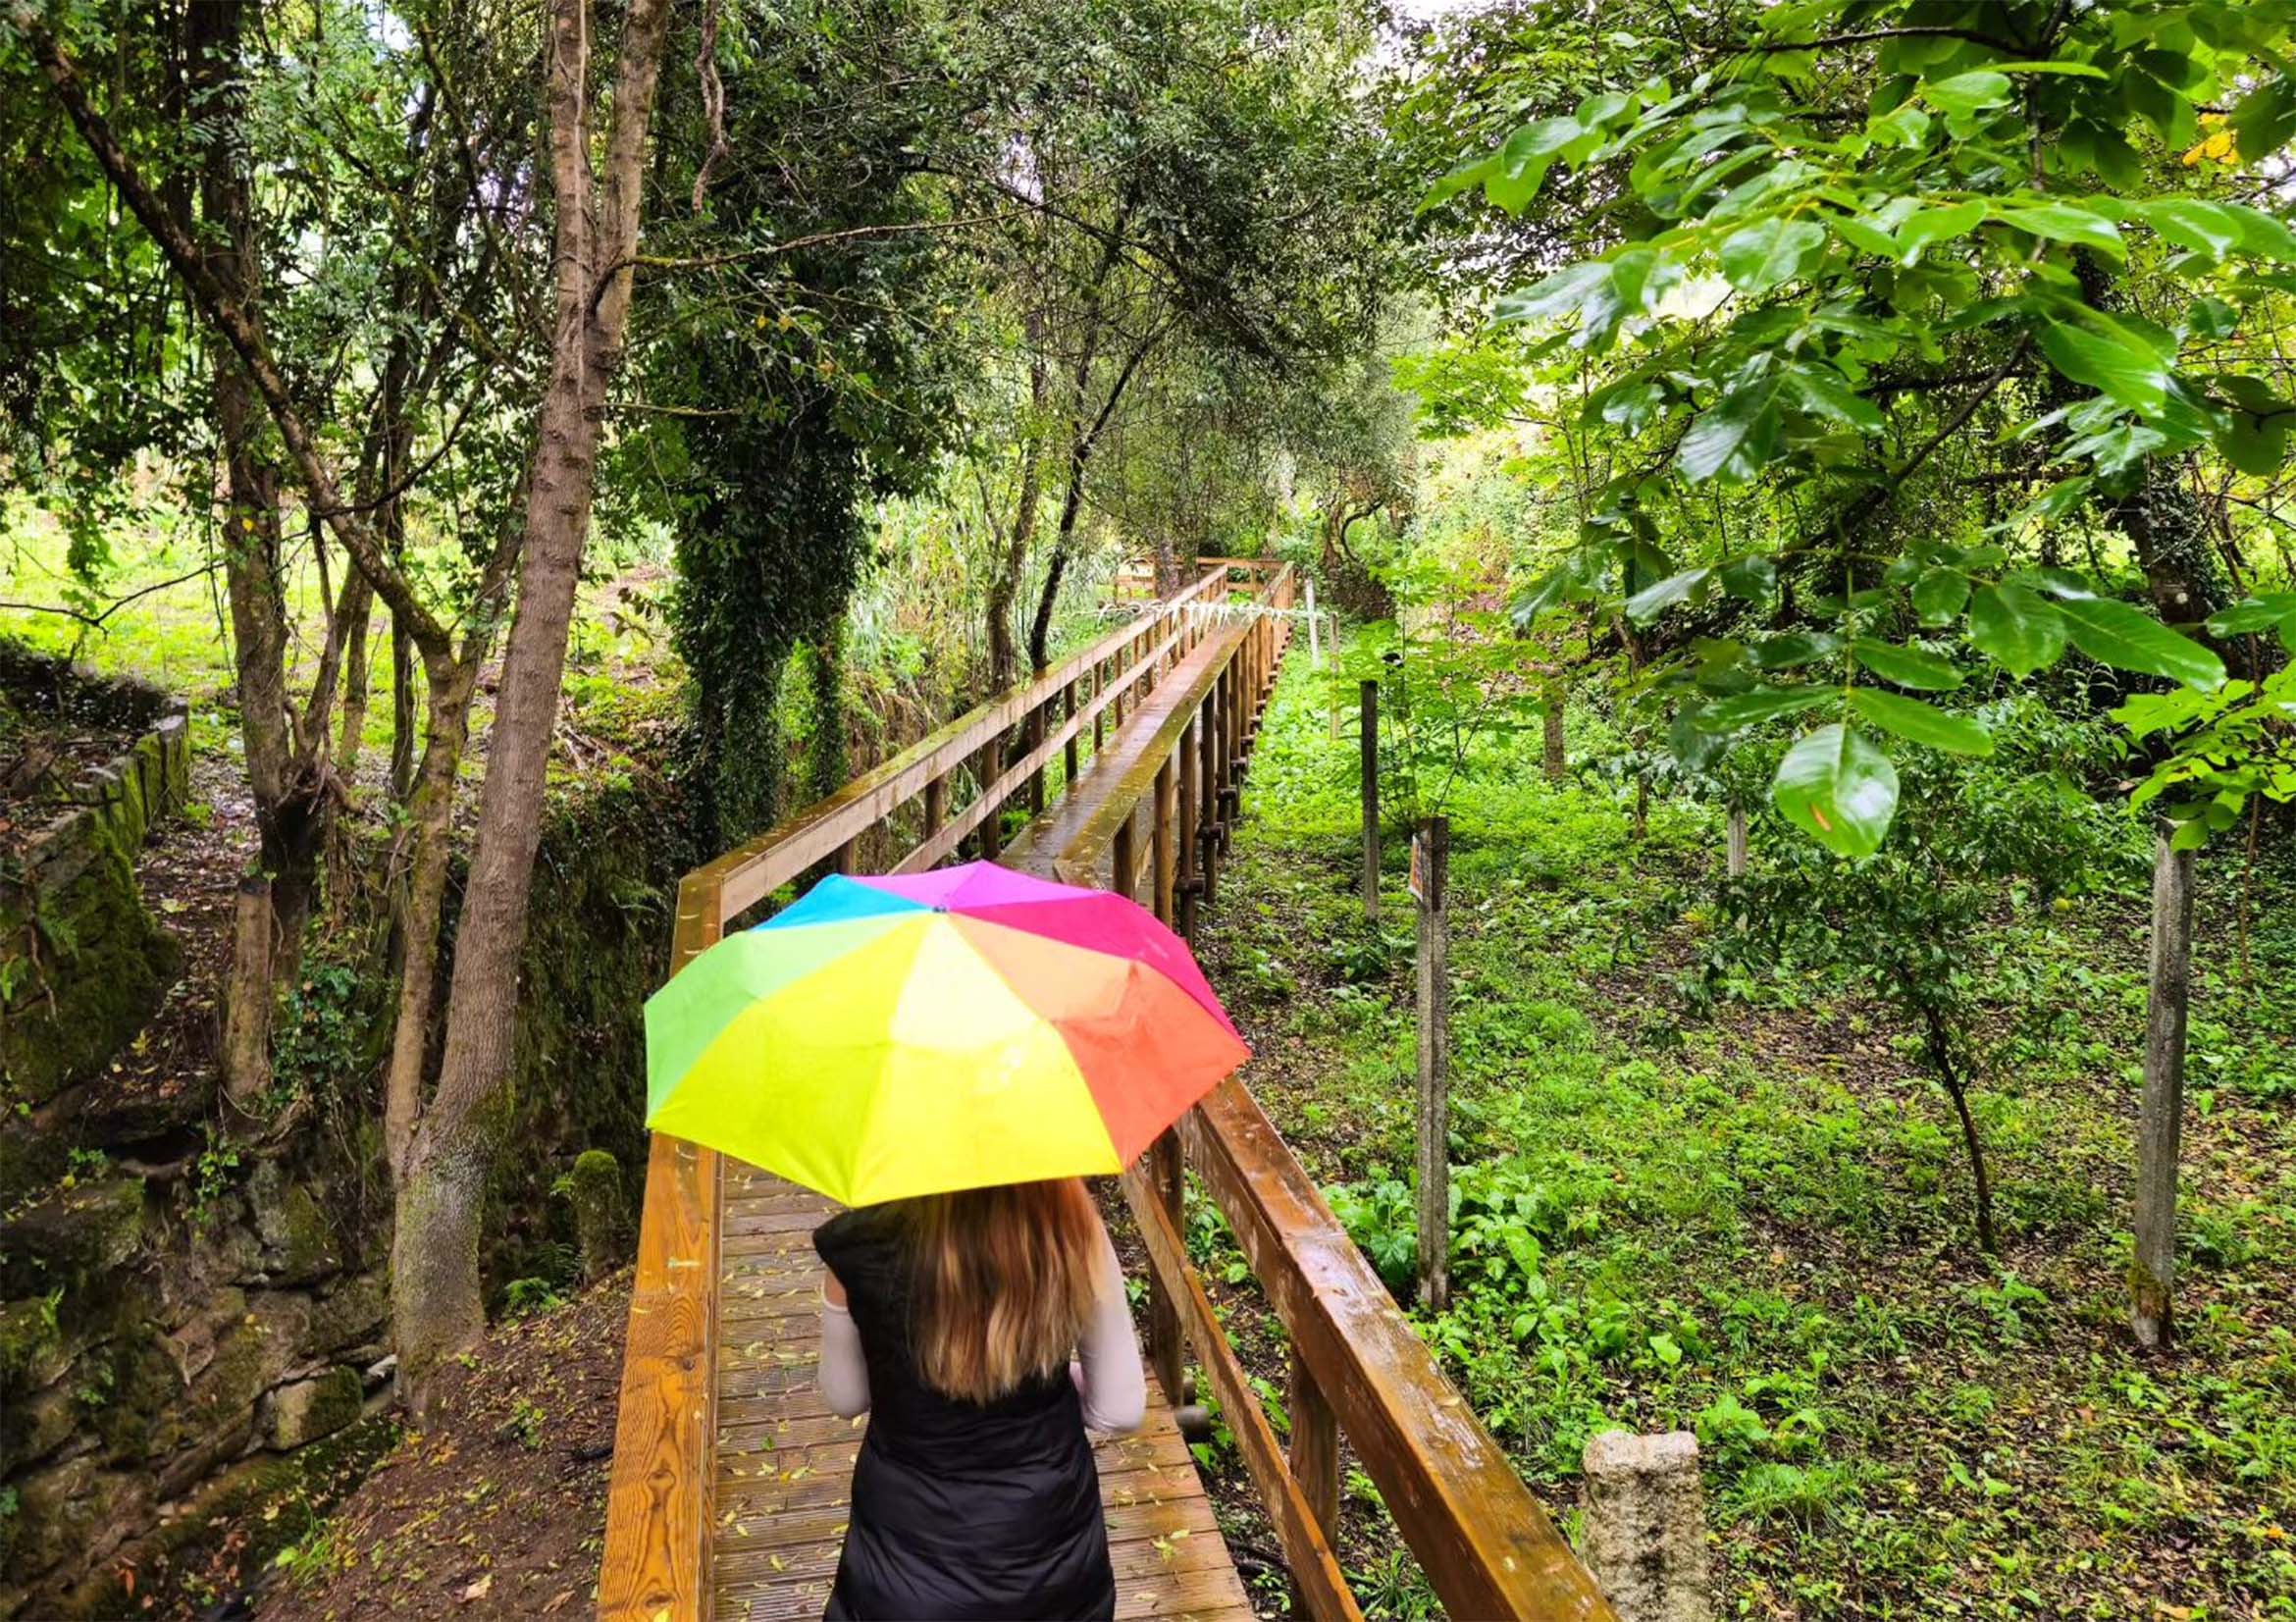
<box><xmin>643</xmin><ymin>862</ymin><xmax>1249</xmax><ymax>1206</ymax></box>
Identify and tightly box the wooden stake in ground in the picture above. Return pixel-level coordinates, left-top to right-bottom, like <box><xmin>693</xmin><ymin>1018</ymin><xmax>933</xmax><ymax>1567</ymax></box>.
<box><xmin>1541</xmin><ymin>671</ymin><xmax>1566</xmax><ymax>784</ymax></box>
<box><xmin>1414</xmin><ymin>815</ymin><xmax>1450</xmax><ymax>1313</ymax></box>
<box><xmin>1727</xmin><ymin>804</ymin><xmax>1748</xmax><ymax>878</ymax></box>
<box><xmin>1360</xmin><ymin>679</ymin><xmax>1380</xmax><ymax>922</ymax></box>
<box><xmin>2133</xmin><ymin>827</ymin><xmax>2195</xmax><ymax>1349</ymax></box>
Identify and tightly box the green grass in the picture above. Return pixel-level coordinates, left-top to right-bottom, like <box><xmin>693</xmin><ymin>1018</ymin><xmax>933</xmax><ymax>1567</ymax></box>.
<box><xmin>1195</xmin><ymin>640</ymin><xmax>2296</xmax><ymax>1619</ymax></box>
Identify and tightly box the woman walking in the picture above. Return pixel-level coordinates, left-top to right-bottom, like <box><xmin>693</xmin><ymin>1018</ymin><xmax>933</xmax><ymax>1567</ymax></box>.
<box><xmin>814</xmin><ymin>1177</ymin><xmax>1147</xmax><ymax>1622</ymax></box>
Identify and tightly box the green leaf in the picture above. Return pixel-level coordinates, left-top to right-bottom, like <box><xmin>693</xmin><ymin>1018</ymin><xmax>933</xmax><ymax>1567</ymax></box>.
<box><xmin>2056</xmin><ymin>596</ymin><xmax>2225</xmax><ymax>691</ymax></box>
<box><xmin>1893</xmin><ymin>200</ymin><xmax>1988</xmax><ymax>263</ymax></box>
<box><xmin>1625</xmin><ymin>566</ymin><xmax>1711</xmax><ymax>623</ymax></box>
<box><xmin>1748</xmin><ymin>631</ymin><xmax>1841</xmax><ymax>670</ymax></box>
<box><xmin>1420</xmin><ymin>155</ymin><xmax>1495</xmax><ymax>212</ymax></box>
<box><xmin>1719</xmin><ymin>216</ymin><xmax>1828</xmax><ymax>293</ymax></box>
<box><xmin>1850</xmin><ymin>638</ymin><xmax>1964</xmax><ymax>691</ymax></box>
<box><xmin>1676</xmin><ymin>383</ymin><xmax>1780</xmax><ymax>484</ymax></box>
<box><xmin>1849</xmin><ymin>689</ymin><xmax>1995</xmax><ymax>756</ymax></box>
<box><xmin>2036</xmin><ymin>321</ymin><xmax>2169</xmax><ymax>416</ymax></box>
<box><xmin>1912</xmin><ymin>568</ymin><xmax>1970</xmax><ymax>626</ymax></box>
<box><xmin>1486</xmin><ymin>117</ymin><xmax>1583</xmax><ymax>213</ymax></box>
<box><xmin>1492</xmin><ymin>261</ymin><xmax>1612</xmax><ymax>326</ymax></box>
<box><xmin>1924</xmin><ymin>71</ymin><xmax>2012</xmax><ymax>117</ymax></box>
<box><xmin>1993</xmin><ymin>201</ymin><xmax>2126</xmax><ymax>258</ymax></box>
<box><xmin>2138</xmin><ymin>198</ymin><xmax>2250</xmax><ymax>260</ymax></box>
<box><xmin>1967</xmin><ymin>584</ymin><xmax>2066</xmax><ymax>677</ymax></box>
<box><xmin>1773</xmin><ymin>724</ymin><xmax>1900</xmax><ymax>858</ymax></box>
<box><xmin>1781</xmin><ymin>366</ymin><xmax>1884</xmax><ymax>432</ymax></box>
<box><xmin>1717</xmin><ymin>555</ymin><xmax>1779</xmax><ymax>602</ymax></box>
<box><xmin>1706</xmin><ymin>686</ymin><xmax>1831</xmax><ymax>727</ymax></box>
<box><xmin>2207</xmin><ymin>594</ymin><xmax>2296</xmax><ymax>636</ymax></box>
<box><xmin>2230</xmin><ymin>76</ymin><xmax>2296</xmax><ymax>164</ymax></box>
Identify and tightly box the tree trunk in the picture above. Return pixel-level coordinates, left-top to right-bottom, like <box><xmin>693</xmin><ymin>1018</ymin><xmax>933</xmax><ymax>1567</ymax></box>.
<box><xmin>1727</xmin><ymin>804</ymin><xmax>1748</xmax><ymax>878</ymax></box>
<box><xmin>1026</xmin><ymin>324</ymin><xmax>1161</xmax><ymax>672</ymax></box>
<box><xmin>221</xmin><ymin>875</ymin><xmax>274</xmax><ymax>1110</ymax></box>
<box><xmin>2133</xmin><ymin>829</ymin><xmax>2194</xmax><ymax>1348</ymax></box>
<box><xmin>391</xmin><ymin>0</ymin><xmax>674</xmax><ymax>1413</ymax></box>
<box><xmin>183</xmin><ymin>0</ymin><xmax>326</xmax><ymax>991</ymax></box>
<box><xmin>987</xmin><ymin>332</ymin><xmax>1049</xmax><ymax>692</ymax></box>
<box><xmin>382</xmin><ymin>659</ymin><xmax>477</xmax><ymax>1177</ymax></box>
<box><xmin>336</xmin><ymin>572</ymin><xmax>376</xmax><ymax>775</ymax></box>
<box><xmin>1919</xmin><ymin>1003</ymin><xmax>1998</xmax><ymax>1255</ymax></box>
<box><xmin>1944</xmin><ymin>1076</ymin><xmax>1997</xmax><ymax>1256</ymax></box>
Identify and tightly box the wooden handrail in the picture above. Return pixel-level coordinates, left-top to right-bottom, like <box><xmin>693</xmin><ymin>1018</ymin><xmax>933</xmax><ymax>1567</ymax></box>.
<box><xmin>600</xmin><ymin>876</ymin><xmax>726</xmax><ymax>1622</ymax></box>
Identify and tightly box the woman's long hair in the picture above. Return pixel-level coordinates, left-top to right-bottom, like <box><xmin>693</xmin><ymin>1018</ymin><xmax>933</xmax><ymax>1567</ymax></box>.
<box><xmin>900</xmin><ymin>1178</ymin><xmax>1102</xmax><ymax>1404</ymax></box>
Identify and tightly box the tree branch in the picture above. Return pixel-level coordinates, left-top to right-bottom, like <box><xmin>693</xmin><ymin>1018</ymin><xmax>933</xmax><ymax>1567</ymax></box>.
<box><xmin>26</xmin><ymin>23</ymin><xmax>451</xmax><ymax>658</ymax></box>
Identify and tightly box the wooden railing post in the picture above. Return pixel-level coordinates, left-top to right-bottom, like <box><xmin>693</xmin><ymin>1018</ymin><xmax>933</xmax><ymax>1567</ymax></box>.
<box><xmin>1288</xmin><ymin>1349</ymin><xmax>1341</xmax><ymax>1564</ymax></box>
<box><xmin>1027</xmin><ymin>700</ymin><xmax>1047</xmax><ymax>814</ymax></box>
<box><xmin>923</xmin><ymin>773</ymin><xmax>947</xmax><ymax>842</ymax></box>
<box><xmin>978</xmin><ymin>733</ymin><xmax>1006</xmax><ymax>859</ymax></box>
<box><xmin>1153</xmin><ymin>756</ymin><xmax>1176</xmax><ymax>923</ymax></box>
<box><xmin>1177</xmin><ymin>714</ymin><xmax>1202</xmax><ymax>940</ymax></box>
<box><xmin>1414</xmin><ymin>815</ymin><xmax>1451</xmax><ymax>1313</ymax></box>
<box><xmin>1144</xmin><ymin>1130</ymin><xmax>1186</xmax><ymax>1406</ymax></box>
<box><xmin>1093</xmin><ymin>659</ymin><xmax>1107</xmax><ymax>754</ymax></box>
<box><xmin>1064</xmin><ymin>681</ymin><xmax>1079</xmax><ymax>787</ymax></box>
<box><xmin>1199</xmin><ymin>680</ymin><xmax>1223</xmax><ymax>904</ymax></box>
<box><xmin>1111</xmin><ymin>816</ymin><xmax>1136</xmax><ymax>903</ymax></box>
<box><xmin>1360</xmin><ymin>680</ymin><xmax>1380</xmax><ymax>923</ymax></box>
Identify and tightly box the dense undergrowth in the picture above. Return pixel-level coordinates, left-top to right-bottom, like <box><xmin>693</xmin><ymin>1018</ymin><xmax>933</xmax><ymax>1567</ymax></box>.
<box><xmin>1186</xmin><ymin>646</ymin><xmax>2296</xmax><ymax>1621</ymax></box>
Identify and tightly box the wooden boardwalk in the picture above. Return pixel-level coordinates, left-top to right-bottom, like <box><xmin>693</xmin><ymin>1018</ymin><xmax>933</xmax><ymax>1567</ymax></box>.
<box><xmin>710</xmin><ymin>1163</ymin><xmax>1254</xmax><ymax>1622</ymax></box>
<box><xmin>602</xmin><ymin>560</ymin><xmax>1614</xmax><ymax>1622</ymax></box>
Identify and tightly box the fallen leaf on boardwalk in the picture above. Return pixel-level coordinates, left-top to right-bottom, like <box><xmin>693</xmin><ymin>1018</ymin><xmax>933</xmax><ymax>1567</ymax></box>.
<box><xmin>459</xmin><ymin>1573</ymin><xmax>493</xmax><ymax>1601</ymax></box>
<box><xmin>542</xmin><ymin>1591</ymin><xmax>575</xmax><ymax>1613</ymax></box>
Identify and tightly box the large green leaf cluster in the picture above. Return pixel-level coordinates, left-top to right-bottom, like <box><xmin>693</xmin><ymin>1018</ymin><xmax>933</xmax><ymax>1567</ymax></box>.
<box><xmin>1424</xmin><ymin>0</ymin><xmax>2296</xmax><ymax>856</ymax></box>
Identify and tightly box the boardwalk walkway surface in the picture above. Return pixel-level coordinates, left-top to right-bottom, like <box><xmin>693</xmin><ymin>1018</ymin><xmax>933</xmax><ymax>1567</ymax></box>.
<box><xmin>709</xmin><ymin>1161</ymin><xmax>1253</xmax><ymax>1622</ymax></box>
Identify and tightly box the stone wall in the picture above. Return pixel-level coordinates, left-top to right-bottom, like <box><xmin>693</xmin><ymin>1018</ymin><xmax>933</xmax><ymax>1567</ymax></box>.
<box><xmin>1</xmin><ymin>662</ymin><xmax>190</xmax><ymax>1109</ymax></box>
<box><xmin>0</xmin><ymin>727</ymin><xmax>699</xmax><ymax>1614</ymax></box>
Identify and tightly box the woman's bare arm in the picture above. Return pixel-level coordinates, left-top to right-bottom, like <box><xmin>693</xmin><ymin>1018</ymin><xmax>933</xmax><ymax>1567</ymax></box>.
<box><xmin>1073</xmin><ymin>1218</ymin><xmax>1146</xmax><ymax>1435</ymax></box>
<box><xmin>817</xmin><ymin>1267</ymin><xmax>871</xmax><ymax>1418</ymax></box>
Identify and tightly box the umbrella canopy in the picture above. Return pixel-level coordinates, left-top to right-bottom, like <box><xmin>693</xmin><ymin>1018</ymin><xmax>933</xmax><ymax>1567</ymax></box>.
<box><xmin>644</xmin><ymin>862</ymin><xmax>1249</xmax><ymax>1206</ymax></box>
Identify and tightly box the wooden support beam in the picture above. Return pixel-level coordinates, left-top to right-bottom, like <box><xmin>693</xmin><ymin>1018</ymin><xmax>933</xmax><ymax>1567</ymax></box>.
<box><xmin>2134</xmin><ymin>827</ymin><xmax>2195</xmax><ymax>1348</ymax></box>
<box><xmin>1154</xmin><ymin>757</ymin><xmax>1176</xmax><ymax>923</ymax></box>
<box><xmin>1414</xmin><ymin>816</ymin><xmax>1450</xmax><ymax>1314</ymax></box>
<box><xmin>1064</xmin><ymin>681</ymin><xmax>1079</xmax><ymax>786</ymax></box>
<box><xmin>1177</xmin><ymin>714</ymin><xmax>1202</xmax><ymax>941</ymax></box>
<box><xmin>1360</xmin><ymin>682</ymin><xmax>1380</xmax><ymax>922</ymax></box>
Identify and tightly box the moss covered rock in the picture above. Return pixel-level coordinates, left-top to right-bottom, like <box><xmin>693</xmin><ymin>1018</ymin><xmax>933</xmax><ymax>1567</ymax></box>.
<box><xmin>249</xmin><ymin>1170</ymin><xmax>340</xmax><ymax>1286</ymax></box>
<box><xmin>304</xmin><ymin>1271</ymin><xmax>388</xmax><ymax>1356</ymax></box>
<box><xmin>0</xmin><ymin>1177</ymin><xmax>142</xmax><ymax>1299</ymax></box>
<box><xmin>569</xmin><ymin>1149</ymin><xmax>623</xmax><ymax>1282</ymax></box>
<box><xmin>0</xmin><ymin>1379</ymin><xmax>75</xmax><ymax>1476</ymax></box>
<box><xmin>0</xmin><ymin>1297</ymin><xmax>67</xmax><ymax>1393</ymax></box>
<box><xmin>265</xmin><ymin>1365</ymin><xmax>363</xmax><ymax>1450</ymax></box>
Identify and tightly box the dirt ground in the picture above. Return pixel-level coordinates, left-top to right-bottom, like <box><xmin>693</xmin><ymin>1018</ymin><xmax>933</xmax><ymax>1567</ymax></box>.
<box><xmin>248</xmin><ymin>1277</ymin><xmax>630</xmax><ymax>1622</ymax></box>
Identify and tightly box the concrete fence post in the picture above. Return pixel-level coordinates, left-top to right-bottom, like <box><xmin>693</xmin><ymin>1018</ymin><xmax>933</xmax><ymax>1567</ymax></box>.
<box><xmin>1580</xmin><ymin>1431</ymin><xmax>1712</xmax><ymax>1622</ymax></box>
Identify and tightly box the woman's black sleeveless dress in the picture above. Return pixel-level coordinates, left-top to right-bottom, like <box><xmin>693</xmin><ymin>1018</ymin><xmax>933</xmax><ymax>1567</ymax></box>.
<box><xmin>814</xmin><ymin>1206</ymin><xmax>1116</xmax><ymax>1622</ymax></box>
